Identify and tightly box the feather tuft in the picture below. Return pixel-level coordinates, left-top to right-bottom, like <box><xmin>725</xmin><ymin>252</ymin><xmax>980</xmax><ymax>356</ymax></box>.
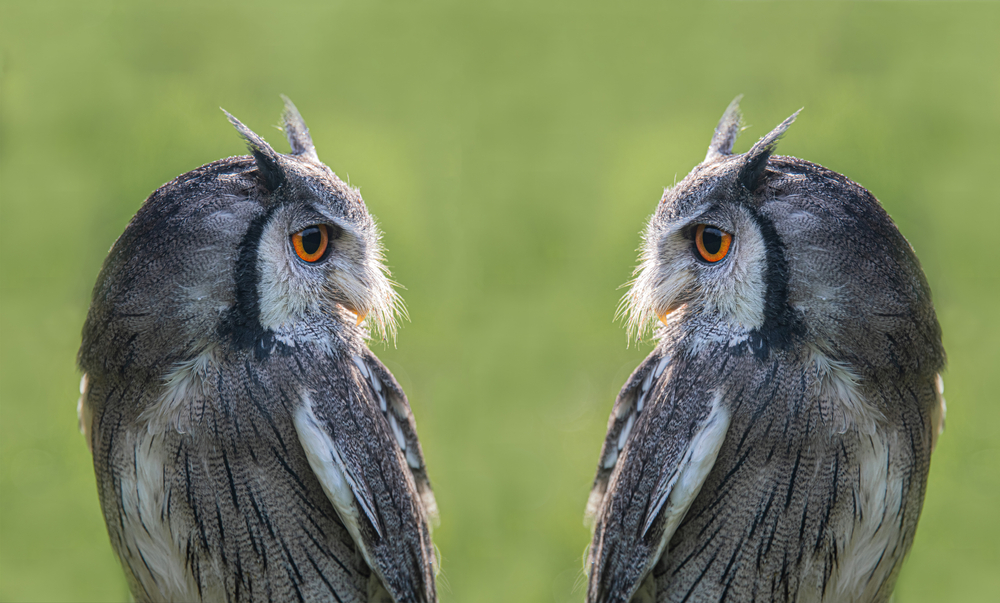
<box><xmin>705</xmin><ymin>95</ymin><xmax>744</xmax><ymax>162</ymax></box>
<box><xmin>222</xmin><ymin>108</ymin><xmax>286</xmax><ymax>192</ymax></box>
<box><xmin>280</xmin><ymin>95</ymin><xmax>319</xmax><ymax>161</ymax></box>
<box><xmin>737</xmin><ymin>108</ymin><xmax>801</xmax><ymax>192</ymax></box>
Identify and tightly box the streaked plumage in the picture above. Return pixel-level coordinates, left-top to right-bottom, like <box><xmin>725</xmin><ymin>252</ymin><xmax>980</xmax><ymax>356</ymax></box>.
<box><xmin>78</xmin><ymin>98</ymin><xmax>437</xmax><ymax>602</ymax></box>
<box><xmin>585</xmin><ymin>98</ymin><xmax>945</xmax><ymax>603</ymax></box>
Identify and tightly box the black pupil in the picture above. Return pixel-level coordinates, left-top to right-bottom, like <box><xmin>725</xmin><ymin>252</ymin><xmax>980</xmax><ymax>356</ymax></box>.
<box><xmin>301</xmin><ymin>226</ymin><xmax>323</xmax><ymax>255</ymax></box>
<box><xmin>702</xmin><ymin>227</ymin><xmax>723</xmax><ymax>255</ymax></box>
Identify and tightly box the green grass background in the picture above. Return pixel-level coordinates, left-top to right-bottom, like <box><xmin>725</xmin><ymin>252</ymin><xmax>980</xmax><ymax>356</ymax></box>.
<box><xmin>1</xmin><ymin>1</ymin><xmax>998</xmax><ymax>601</ymax></box>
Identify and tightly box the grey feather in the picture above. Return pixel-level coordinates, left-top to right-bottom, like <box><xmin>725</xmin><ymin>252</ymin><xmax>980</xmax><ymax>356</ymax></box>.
<box><xmin>79</xmin><ymin>99</ymin><xmax>435</xmax><ymax>602</ymax></box>
<box><xmin>737</xmin><ymin>107</ymin><xmax>801</xmax><ymax>192</ymax></box>
<box><xmin>587</xmin><ymin>358</ymin><xmax>717</xmax><ymax>603</ymax></box>
<box><xmin>704</xmin><ymin>95</ymin><xmax>743</xmax><ymax>162</ymax></box>
<box><xmin>587</xmin><ymin>102</ymin><xmax>944</xmax><ymax>603</ymax></box>
<box><xmin>223</xmin><ymin>108</ymin><xmax>286</xmax><ymax>192</ymax></box>
<box><xmin>281</xmin><ymin>95</ymin><xmax>319</xmax><ymax>161</ymax></box>
<box><xmin>585</xmin><ymin>352</ymin><xmax>669</xmax><ymax>526</ymax></box>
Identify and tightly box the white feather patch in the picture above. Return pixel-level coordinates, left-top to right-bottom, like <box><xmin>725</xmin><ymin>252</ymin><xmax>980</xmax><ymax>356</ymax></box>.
<box><xmin>931</xmin><ymin>373</ymin><xmax>946</xmax><ymax>452</ymax></box>
<box><xmin>811</xmin><ymin>348</ymin><xmax>884</xmax><ymax>435</ymax></box>
<box><xmin>643</xmin><ymin>393</ymin><xmax>730</xmax><ymax>538</ymax></box>
<box><xmin>141</xmin><ymin>347</ymin><xmax>217</xmax><ymax>434</ymax></box>
<box><xmin>826</xmin><ymin>430</ymin><xmax>907</xmax><ymax>602</ymax></box>
<box><xmin>77</xmin><ymin>374</ymin><xmax>92</xmax><ymax>453</ymax></box>
<box><xmin>617</xmin><ymin>413</ymin><xmax>636</xmax><ymax>452</ymax></box>
<box><xmin>354</xmin><ymin>354</ymin><xmax>388</xmax><ymax>412</ymax></box>
<box><xmin>117</xmin><ymin>429</ymin><xmax>214</xmax><ymax>601</ymax></box>
<box><xmin>388</xmin><ymin>413</ymin><xmax>407</xmax><ymax>452</ymax></box>
<box><xmin>653</xmin><ymin>355</ymin><xmax>670</xmax><ymax>379</ymax></box>
<box><xmin>352</xmin><ymin>354</ymin><xmax>370</xmax><ymax>380</ymax></box>
<box><xmin>602</xmin><ymin>450</ymin><xmax>619</xmax><ymax>470</ymax></box>
<box><xmin>641</xmin><ymin>368</ymin><xmax>656</xmax><ymax>393</ymax></box>
<box><xmin>406</xmin><ymin>448</ymin><xmax>422</xmax><ymax>470</ymax></box>
<box><xmin>294</xmin><ymin>396</ymin><xmax>381</xmax><ymax>574</ymax></box>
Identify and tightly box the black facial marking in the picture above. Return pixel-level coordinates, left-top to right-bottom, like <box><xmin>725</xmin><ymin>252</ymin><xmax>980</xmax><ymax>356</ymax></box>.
<box><xmin>255</xmin><ymin>331</ymin><xmax>292</xmax><ymax>361</ymax></box>
<box><xmin>219</xmin><ymin>204</ymin><xmax>279</xmax><ymax>356</ymax></box>
<box><xmin>743</xmin><ymin>208</ymin><xmax>804</xmax><ymax>359</ymax></box>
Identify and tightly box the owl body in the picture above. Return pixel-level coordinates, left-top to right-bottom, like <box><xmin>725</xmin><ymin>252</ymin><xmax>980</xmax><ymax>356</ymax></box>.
<box><xmin>586</xmin><ymin>101</ymin><xmax>944</xmax><ymax>603</ymax></box>
<box><xmin>79</xmin><ymin>101</ymin><xmax>437</xmax><ymax>603</ymax></box>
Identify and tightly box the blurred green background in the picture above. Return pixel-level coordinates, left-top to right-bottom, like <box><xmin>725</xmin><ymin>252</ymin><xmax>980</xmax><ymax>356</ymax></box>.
<box><xmin>1</xmin><ymin>1</ymin><xmax>997</xmax><ymax>601</ymax></box>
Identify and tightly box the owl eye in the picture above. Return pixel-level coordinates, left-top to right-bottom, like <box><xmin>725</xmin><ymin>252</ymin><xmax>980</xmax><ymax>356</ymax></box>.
<box><xmin>694</xmin><ymin>224</ymin><xmax>732</xmax><ymax>263</ymax></box>
<box><xmin>291</xmin><ymin>225</ymin><xmax>331</xmax><ymax>263</ymax></box>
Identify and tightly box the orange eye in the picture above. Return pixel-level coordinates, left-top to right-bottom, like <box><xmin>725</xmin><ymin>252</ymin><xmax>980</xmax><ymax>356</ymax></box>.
<box><xmin>695</xmin><ymin>224</ymin><xmax>732</xmax><ymax>263</ymax></box>
<box><xmin>291</xmin><ymin>225</ymin><xmax>330</xmax><ymax>263</ymax></box>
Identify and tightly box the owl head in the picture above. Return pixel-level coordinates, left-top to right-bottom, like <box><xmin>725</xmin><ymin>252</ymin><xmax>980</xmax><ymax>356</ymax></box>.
<box><xmin>622</xmin><ymin>97</ymin><xmax>942</xmax><ymax>386</ymax></box>
<box><xmin>81</xmin><ymin>97</ymin><xmax>403</xmax><ymax>377</ymax></box>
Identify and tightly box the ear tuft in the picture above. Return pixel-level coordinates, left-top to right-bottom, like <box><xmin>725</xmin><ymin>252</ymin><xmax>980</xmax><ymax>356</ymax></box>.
<box><xmin>737</xmin><ymin>108</ymin><xmax>801</xmax><ymax>192</ymax></box>
<box><xmin>280</xmin><ymin>95</ymin><xmax>319</xmax><ymax>161</ymax></box>
<box><xmin>222</xmin><ymin>108</ymin><xmax>286</xmax><ymax>192</ymax></box>
<box><xmin>705</xmin><ymin>95</ymin><xmax>743</xmax><ymax>162</ymax></box>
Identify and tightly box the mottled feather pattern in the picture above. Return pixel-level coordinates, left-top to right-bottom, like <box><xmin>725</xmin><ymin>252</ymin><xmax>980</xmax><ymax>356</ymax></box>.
<box><xmin>586</xmin><ymin>339</ymin><xmax>718</xmax><ymax>603</ymax></box>
<box><xmin>78</xmin><ymin>100</ymin><xmax>436</xmax><ymax>602</ymax></box>
<box><xmin>586</xmin><ymin>352</ymin><xmax>670</xmax><ymax>525</ymax></box>
<box><xmin>354</xmin><ymin>352</ymin><xmax>439</xmax><ymax>524</ymax></box>
<box><xmin>83</xmin><ymin>335</ymin><xmax>436</xmax><ymax>602</ymax></box>
<box><xmin>306</xmin><ymin>350</ymin><xmax>437</xmax><ymax>601</ymax></box>
<box><xmin>85</xmin><ymin>351</ymin><xmax>372</xmax><ymax>602</ymax></box>
<box><xmin>586</xmin><ymin>100</ymin><xmax>944</xmax><ymax>603</ymax></box>
<box><xmin>590</xmin><ymin>326</ymin><xmax>938</xmax><ymax>603</ymax></box>
<box><xmin>658</xmin><ymin>338</ymin><xmax>931</xmax><ymax>603</ymax></box>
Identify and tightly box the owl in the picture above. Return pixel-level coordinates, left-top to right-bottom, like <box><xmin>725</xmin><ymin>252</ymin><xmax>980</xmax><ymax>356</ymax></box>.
<box><xmin>584</xmin><ymin>98</ymin><xmax>945</xmax><ymax>603</ymax></box>
<box><xmin>77</xmin><ymin>98</ymin><xmax>438</xmax><ymax>603</ymax></box>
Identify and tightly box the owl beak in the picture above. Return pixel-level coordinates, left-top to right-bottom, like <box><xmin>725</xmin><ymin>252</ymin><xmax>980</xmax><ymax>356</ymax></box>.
<box><xmin>340</xmin><ymin>302</ymin><xmax>368</xmax><ymax>326</ymax></box>
<box><xmin>656</xmin><ymin>302</ymin><xmax>683</xmax><ymax>326</ymax></box>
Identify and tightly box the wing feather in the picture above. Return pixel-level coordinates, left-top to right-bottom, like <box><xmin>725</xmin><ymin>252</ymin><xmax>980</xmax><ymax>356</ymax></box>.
<box><xmin>586</xmin><ymin>354</ymin><xmax>730</xmax><ymax>603</ymax></box>
<box><xmin>293</xmin><ymin>354</ymin><xmax>436</xmax><ymax>603</ymax></box>
<box><xmin>642</xmin><ymin>395</ymin><xmax>729</xmax><ymax>536</ymax></box>
<box><xmin>295</xmin><ymin>398</ymin><xmax>383</xmax><ymax>539</ymax></box>
<box><xmin>357</xmin><ymin>351</ymin><xmax>439</xmax><ymax>524</ymax></box>
<box><xmin>585</xmin><ymin>353</ymin><xmax>669</xmax><ymax>524</ymax></box>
